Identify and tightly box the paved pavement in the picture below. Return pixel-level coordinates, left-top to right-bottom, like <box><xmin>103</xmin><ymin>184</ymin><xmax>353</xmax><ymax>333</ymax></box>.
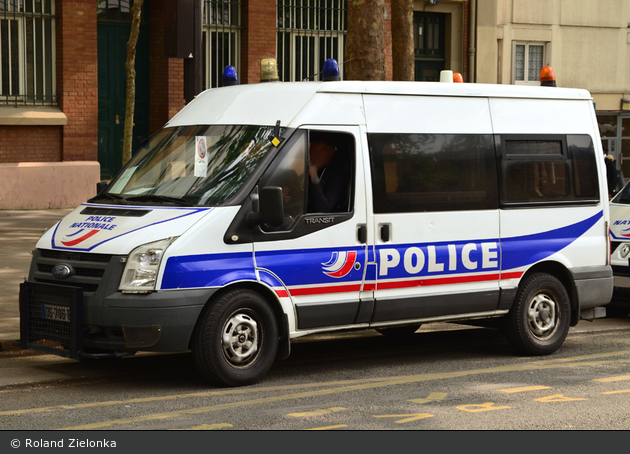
<box><xmin>0</xmin><ymin>208</ymin><xmax>73</xmax><ymax>353</ymax></box>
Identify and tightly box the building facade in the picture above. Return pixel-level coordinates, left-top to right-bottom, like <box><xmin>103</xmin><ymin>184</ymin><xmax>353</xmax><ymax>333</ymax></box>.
<box><xmin>471</xmin><ymin>0</ymin><xmax>630</xmax><ymax>178</ymax></box>
<box><xmin>0</xmin><ymin>0</ymin><xmax>628</xmax><ymax>209</ymax></box>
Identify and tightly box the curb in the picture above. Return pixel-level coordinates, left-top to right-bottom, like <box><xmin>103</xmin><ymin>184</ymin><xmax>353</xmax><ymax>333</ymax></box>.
<box><xmin>0</xmin><ymin>338</ymin><xmax>21</xmax><ymax>353</ymax></box>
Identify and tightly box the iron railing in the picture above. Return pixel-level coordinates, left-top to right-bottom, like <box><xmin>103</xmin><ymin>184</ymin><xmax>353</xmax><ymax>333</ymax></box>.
<box><xmin>0</xmin><ymin>0</ymin><xmax>56</xmax><ymax>106</ymax></box>
<box><xmin>203</xmin><ymin>0</ymin><xmax>241</xmax><ymax>89</ymax></box>
<box><xmin>277</xmin><ymin>0</ymin><xmax>347</xmax><ymax>82</ymax></box>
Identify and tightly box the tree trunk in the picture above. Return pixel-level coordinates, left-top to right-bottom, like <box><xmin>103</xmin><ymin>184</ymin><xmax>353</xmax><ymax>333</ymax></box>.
<box><xmin>345</xmin><ymin>0</ymin><xmax>386</xmax><ymax>81</ymax></box>
<box><xmin>391</xmin><ymin>0</ymin><xmax>414</xmax><ymax>81</ymax></box>
<box><xmin>122</xmin><ymin>0</ymin><xmax>144</xmax><ymax>166</ymax></box>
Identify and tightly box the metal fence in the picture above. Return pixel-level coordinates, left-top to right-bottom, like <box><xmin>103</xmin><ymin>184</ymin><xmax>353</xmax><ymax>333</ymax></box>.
<box><xmin>203</xmin><ymin>0</ymin><xmax>241</xmax><ymax>89</ymax></box>
<box><xmin>0</xmin><ymin>0</ymin><xmax>56</xmax><ymax>106</ymax></box>
<box><xmin>277</xmin><ymin>0</ymin><xmax>347</xmax><ymax>82</ymax></box>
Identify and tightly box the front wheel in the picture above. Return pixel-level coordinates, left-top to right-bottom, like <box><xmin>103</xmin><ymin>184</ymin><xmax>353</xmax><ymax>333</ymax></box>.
<box><xmin>193</xmin><ymin>289</ymin><xmax>278</xmax><ymax>387</ymax></box>
<box><xmin>504</xmin><ymin>273</ymin><xmax>571</xmax><ymax>356</ymax></box>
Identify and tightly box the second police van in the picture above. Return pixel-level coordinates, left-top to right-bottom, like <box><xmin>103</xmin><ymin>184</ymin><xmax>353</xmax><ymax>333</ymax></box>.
<box><xmin>20</xmin><ymin>62</ymin><xmax>613</xmax><ymax>387</ymax></box>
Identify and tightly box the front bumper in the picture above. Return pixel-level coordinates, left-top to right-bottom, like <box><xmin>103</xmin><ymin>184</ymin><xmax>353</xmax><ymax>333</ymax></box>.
<box><xmin>22</xmin><ymin>248</ymin><xmax>218</xmax><ymax>357</ymax></box>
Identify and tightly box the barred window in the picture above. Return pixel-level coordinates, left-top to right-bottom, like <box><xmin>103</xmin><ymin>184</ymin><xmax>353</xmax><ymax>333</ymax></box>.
<box><xmin>277</xmin><ymin>0</ymin><xmax>346</xmax><ymax>82</ymax></box>
<box><xmin>203</xmin><ymin>0</ymin><xmax>241</xmax><ymax>89</ymax></box>
<box><xmin>0</xmin><ymin>0</ymin><xmax>56</xmax><ymax>106</ymax></box>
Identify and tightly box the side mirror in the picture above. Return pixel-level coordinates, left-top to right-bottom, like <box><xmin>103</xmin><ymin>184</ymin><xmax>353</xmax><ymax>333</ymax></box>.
<box><xmin>248</xmin><ymin>186</ymin><xmax>284</xmax><ymax>227</ymax></box>
<box><xmin>96</xmin><ymin>181</ymin><xmax>109</xmax><ymax>195</ymax></box>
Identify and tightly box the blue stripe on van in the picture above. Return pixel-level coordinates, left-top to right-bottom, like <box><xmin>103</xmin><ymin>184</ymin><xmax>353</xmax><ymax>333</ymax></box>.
<box><xmin>161</xmin><ymin>251</ymin><xmax>255</xmax><ymax>289</ymax></box>
<box><xmin>159</xmin><ymin>211</ymin><xmax>602</xmax><ymax>291</ymax></box>
<box><xmin>500</xmin><ymin>210</ymin><xmax>602</xmax><ymax>271</ymax></box>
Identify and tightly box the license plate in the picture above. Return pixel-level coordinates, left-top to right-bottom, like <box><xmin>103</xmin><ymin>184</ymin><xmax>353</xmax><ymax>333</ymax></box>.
<box><xmin>41</xmin><ymin>304</ymin><xmax>71</xmax><ymax>323</ymax></box>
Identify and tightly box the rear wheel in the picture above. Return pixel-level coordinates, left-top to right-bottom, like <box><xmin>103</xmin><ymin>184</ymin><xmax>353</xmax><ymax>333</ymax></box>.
<box><xmin>504</xmin><ymin>273</ymin><xmax>570</xmax><ymax>356</ymax></box>
<box><xmin>193</xmin><ymin>289</ymin><xmax>278</xmax><ymax>387</ymax></box>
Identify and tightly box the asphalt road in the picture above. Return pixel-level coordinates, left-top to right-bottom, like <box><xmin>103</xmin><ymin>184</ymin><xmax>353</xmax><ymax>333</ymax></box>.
<box><xmin>1</xmin><ymin>318</ymin><xmax>629</xmax><ymax>432</ymax></box>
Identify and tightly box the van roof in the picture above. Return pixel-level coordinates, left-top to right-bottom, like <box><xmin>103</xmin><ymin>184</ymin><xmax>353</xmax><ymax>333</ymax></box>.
<box><xmin>166</xmin><ymin>81</ymin><xmax>592</xmax><ymax>129</ymax></box>
<box><xmin>315</xmin><ymin>80</ymin><xmax>592</xmax><ymax>100</ymax></box>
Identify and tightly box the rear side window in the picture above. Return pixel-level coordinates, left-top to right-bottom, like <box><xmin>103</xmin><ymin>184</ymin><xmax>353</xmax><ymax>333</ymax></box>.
<box><xmin>368</xmin><ymin>134</ymin><xmax>499</xmax><ymax>213</ymax></box>
<box><xmin>499</xmin><ymin>134</ymin><xmax>599</xmax><ymax>205</ymax></box>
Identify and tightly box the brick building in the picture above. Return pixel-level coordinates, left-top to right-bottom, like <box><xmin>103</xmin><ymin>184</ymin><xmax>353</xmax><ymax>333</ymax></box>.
<box><xmin>4</xmin><ymin>1</ymin><xmax>627</xmax><ymax>210</ymax></box>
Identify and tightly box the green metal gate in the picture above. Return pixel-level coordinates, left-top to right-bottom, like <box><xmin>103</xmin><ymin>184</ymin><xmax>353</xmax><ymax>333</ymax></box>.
<box><xmin>97</xmin><ymin>8</ymin><xmax>149</xmax><ymax>180</ymax></box>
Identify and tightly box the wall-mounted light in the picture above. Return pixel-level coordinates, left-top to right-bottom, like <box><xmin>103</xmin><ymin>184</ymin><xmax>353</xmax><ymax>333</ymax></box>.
<box><xmin>621</xmin><ymin>98</ymin><xmax>630</xmax><ymax>111</ymax></box>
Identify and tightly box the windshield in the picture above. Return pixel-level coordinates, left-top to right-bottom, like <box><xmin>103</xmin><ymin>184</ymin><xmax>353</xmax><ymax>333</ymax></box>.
<box><xmin>612</xmin><ymin>180</ymin><xmax>630</xmax><ymax>205</ymax></box>
<box><xmin>96</xmin><ymin>125</ymin><xmax>279</xmax><ymax>206</ymax></box>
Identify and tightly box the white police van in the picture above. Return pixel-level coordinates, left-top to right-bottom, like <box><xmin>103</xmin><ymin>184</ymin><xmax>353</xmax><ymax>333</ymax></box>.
<box><xmin>607</xmin><ymin>181</ymin><xmax>630</xmax><ymax>316</ymax></box>
<box><xmin>20</xmin><ymin>63</ymin><xmax>613</xmax><ymax>387</ymax></box>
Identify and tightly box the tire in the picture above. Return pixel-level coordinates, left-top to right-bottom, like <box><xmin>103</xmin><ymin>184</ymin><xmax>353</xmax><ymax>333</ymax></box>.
<box><xmin>504</xmin><ymin>273</ymin><xmax>570</xmax><ymax>356</ymax></box>
<box><xmin>193</xmin><ymin>289</ymin><xmax>278</xmax><ymax>387</ymax></box>
<box><xmin>376</xmin><ymin>325</ymin><xmax>421</xmax><ymax>338</ymax></box>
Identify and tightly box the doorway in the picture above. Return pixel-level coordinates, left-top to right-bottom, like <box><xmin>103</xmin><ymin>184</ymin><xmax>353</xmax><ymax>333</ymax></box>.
<box><xmin>414</xmin><ymin>12</ymin><xmax>445</xmax><ymax>81</ymax></box>
<box><xmin>97</xmin><ymin>17</ymin><xmax>150</xmax><ymax>180</ymax></box>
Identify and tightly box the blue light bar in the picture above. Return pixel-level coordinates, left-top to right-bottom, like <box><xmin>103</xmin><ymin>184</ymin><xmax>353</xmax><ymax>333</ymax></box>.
<box><xmin>222</xmin><ymin>65</ymin><xmax>239</xmax><ymax>86</ymax></box>
<box><xmin>322</xmin><ymin>59</ymin><xmax>340</xmax><ymax>81</ymax></box>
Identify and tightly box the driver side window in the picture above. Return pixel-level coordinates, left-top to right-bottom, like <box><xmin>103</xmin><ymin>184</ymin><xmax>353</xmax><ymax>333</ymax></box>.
<box><xmin>264</xmin><ymin>130</ymin><xmax>308</xmax><ymax>231</ymax></box>
<box><xmin>262</xmin><ymin>129</ymin><xmax>354</xmax><ymax>232</ymax></box>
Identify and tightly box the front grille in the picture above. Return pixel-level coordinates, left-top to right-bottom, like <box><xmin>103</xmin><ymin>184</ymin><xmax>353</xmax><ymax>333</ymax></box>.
<box><xmin>33</xmin><ymin>250</ymin><xmax>113</xmax><ymax>293</ymax></box>
<box><xmin>612</xmin><ymin>265</ymin><xmax>630</xmax><ymax>277</ymax></box>
<box><xmin>20</xmin><ymin>282</ymin><xmax>83</xmax><ymax>359</ymax></box>
<box><xmin>39</xmin><ymin>249</ymin><xmax>112</xmax><ymax>263</ymax></box>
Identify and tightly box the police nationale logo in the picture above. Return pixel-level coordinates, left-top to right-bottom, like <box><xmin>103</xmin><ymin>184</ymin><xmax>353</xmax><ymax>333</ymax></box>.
<box><xmin>322</xmin><ymin>251</ymin><xmax>357</xmax><ymax>278</ymax></box>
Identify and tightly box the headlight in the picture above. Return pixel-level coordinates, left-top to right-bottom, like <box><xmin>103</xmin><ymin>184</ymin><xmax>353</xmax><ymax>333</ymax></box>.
<box><xmin>119</xmin><ymin>237</ymin><xmax>178</xmax><ymax>293</ymax></box>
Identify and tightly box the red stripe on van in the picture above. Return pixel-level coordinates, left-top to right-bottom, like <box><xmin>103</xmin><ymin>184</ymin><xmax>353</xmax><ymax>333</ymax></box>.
<box><xmin>287</xmin><ymin>283</ymin><xmax>362</xmax><ymax>296</ymax></box>
<box><xmin>278</xmin><ymin>271</ymin><xmax>524</xmax><ymax>298</ymax></box>
<box><xmin>377</xmin><ymin>271</ymin><xmax>524</xmax><ymax>290</ymax></box>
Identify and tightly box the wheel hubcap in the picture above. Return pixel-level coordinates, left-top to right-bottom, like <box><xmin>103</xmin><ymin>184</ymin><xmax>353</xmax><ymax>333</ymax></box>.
<box><xmin>222</xmin><ymin>312</ymin><xmax>259</xmax><ymax>365</ymax></box>
<box><xmin>527</xmin><ymin>293</ymin><xmax>557</xmax><ymax>339</ymax></box>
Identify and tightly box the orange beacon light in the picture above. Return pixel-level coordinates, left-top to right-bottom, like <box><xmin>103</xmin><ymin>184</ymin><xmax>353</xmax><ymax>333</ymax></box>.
<box><xmin>540</xmin><ymin>65</ymin><xmax>556</xmax><ymax>87</ymax></box>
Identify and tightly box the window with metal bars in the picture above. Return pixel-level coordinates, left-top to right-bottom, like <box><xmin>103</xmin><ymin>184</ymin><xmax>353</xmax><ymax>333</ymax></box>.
<box><xmin>277</xmin><ymin>0</ymin><xmax>346</xmax><ymax>82</ymax></box>
<box><xmin>202</xmin><ymin>0</ymin><xmax>241</xmax><ymax>89</ymax></box>
<box><xmin>0</xmin><ymin>0</ymin><xmax>56</xmax><ymax>106</ymax></box>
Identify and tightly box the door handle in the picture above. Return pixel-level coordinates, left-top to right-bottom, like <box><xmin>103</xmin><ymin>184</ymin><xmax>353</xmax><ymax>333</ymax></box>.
<box><xmin>381</xmin><ymin>224</ymin><xmax>390</xmax><ymax>242</ymax></box>
<box><xmin>357</xmin><ymin>224</ymin><xmax>367</xmax><ymax>244</ymax></box>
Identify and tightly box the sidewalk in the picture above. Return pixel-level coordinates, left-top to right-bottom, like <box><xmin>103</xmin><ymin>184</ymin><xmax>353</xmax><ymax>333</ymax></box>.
<box><xmin>0</xmin><ymin>208</ymin><xmax>74</xmax><ymax>352</ymax></box>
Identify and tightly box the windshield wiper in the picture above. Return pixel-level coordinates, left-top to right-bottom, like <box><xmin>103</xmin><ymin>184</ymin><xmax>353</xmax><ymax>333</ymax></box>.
<box><xmin>124</xmin><ymin>195</ymin><xmax>195</xmax><ymax>207</ymax></box>
<box><xmin>88</xmin><ymin>192</ymin><xmax>129</xmax><ymax>204</ymax></box>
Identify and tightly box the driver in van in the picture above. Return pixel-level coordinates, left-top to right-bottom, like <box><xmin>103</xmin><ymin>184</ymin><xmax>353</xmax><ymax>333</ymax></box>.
<box><xmin>307</xmin><ymin>134</ymin><xmax>349</xmax><ymax>213</ymax></box>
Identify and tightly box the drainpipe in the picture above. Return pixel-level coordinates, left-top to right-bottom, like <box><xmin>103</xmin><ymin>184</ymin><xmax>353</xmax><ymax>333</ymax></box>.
<box><xmin>469</xmin><ymin>0</ymin><xmax>476</xmax><ymax>82</ymax></box>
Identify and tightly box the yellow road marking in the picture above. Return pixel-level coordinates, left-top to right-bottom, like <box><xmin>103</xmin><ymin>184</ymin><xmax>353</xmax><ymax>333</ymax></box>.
<box><xmin>534</xmin><ymin>394</ymin><xmax>586</xmax><ymax>402</ymax></box>
<box><xmin>288</xmin><ymin>407</ymin><xmax>346</xmax><ymax>417</ymax></box>
<box><xmin>373</xmin><ymin>413</ymin><xmax>434</xmax><ymax>424</ymax></box>
<box><xmin>456</xmin><ymin>402</ymin><xmax>511</xmax><ymax>412</ymax></box>
<box><xmin>593</xmin><ymin>375</ymin><xmax>630</xmax><ymax>382</ymax></box>
<box><xmin>174</xmin><ymin>423</ymin><xmax>233</xmax><ymax>430</ymax></box>
<box><xmin>498</xmin><ymin>385</ymin><xmax>551</xmax><ymax>393</ymax></box>
<box><xmin>16</xmin><ymin>349</ymin><xmax>629</xmax><ymax>430</ymax></box>
<box><xmin>408</xmin><ymin>392</ymin><xmax>447</xmax><ymax>403</ymax></box>
<box><xmin>602</xmin><ymin>389</ymin><xmax>630</xmax><ymax>394</ymax></box>
<box><xmin>0</xmin><ymin>378</ymin><xmax>391</xmax><ymax>416</ymax></box>
<box><xmin>306</xmin><ymin>425</ymin><xmax>348</xmax><ymax>430</ymax></box>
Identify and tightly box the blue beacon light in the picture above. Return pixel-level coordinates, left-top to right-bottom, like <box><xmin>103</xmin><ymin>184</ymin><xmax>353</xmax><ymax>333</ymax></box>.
<box><xmin>222</xmin><ymin>65</ymin><xmax>239</xmax><ymax>86</ymax></box>
<box><xmin>322</xmin><ymin>59</ymin><xmax>340</xmax><ymax>81</ymax></box>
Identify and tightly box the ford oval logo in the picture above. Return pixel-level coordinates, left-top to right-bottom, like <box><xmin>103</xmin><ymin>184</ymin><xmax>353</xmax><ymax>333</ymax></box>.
<box><xmin>52</xmin><ymin>264</ymin><xmax>73</xmax><ymax>280</ymax></box>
